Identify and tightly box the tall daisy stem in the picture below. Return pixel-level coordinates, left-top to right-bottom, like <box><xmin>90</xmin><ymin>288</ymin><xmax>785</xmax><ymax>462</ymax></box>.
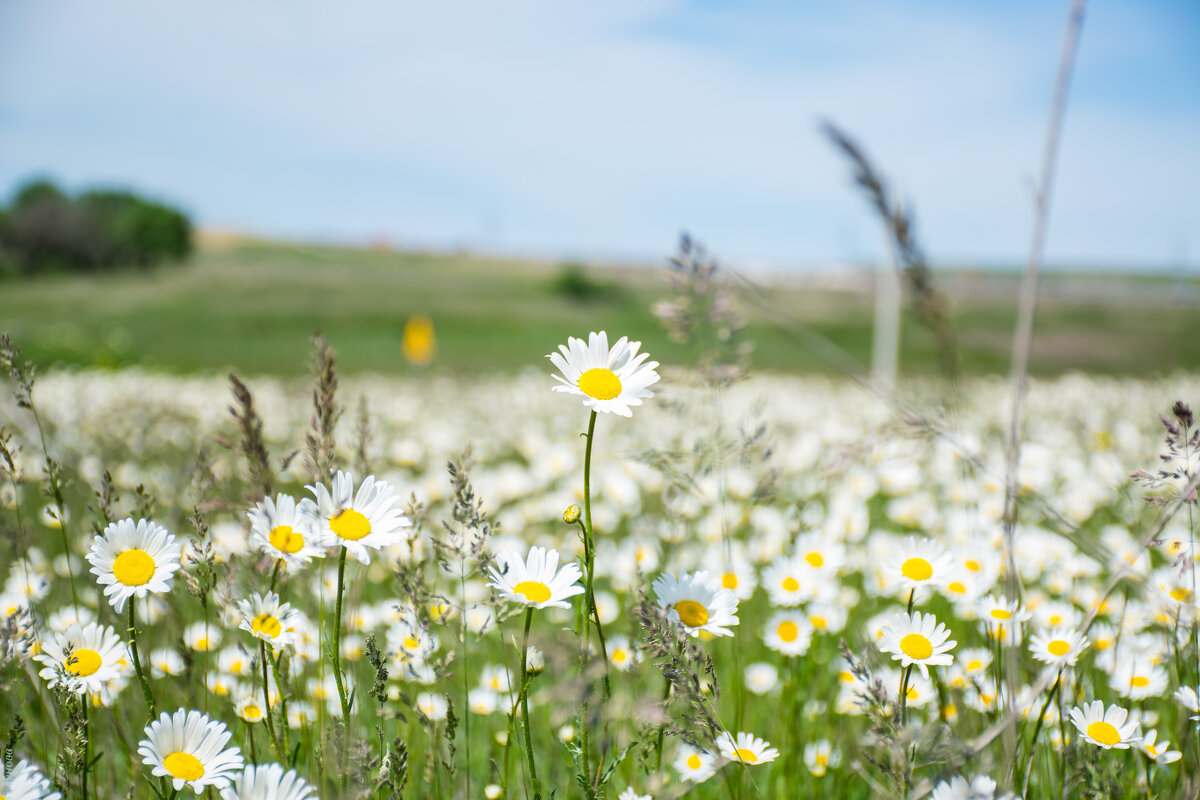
<box><xmin>331</xmin><ymin>545</ymin><xmax>351</xmax><ymax>785</ymax></box>
<box><xmin>581</xmin><ymin>410</ymin><xmax>611</xmax><ymax>694</ymax></box>
<box><xmin>127</xmin><ymin>596</ymin><xmax>156</xmax><ymax>716</ymax></box>
<box><xmin>519</xmin><ymin>607</ymin><xmax>542</xmax><ymax>800</ymax></box>
<box><xmin>271</xmin><ymin>651</ymin><xmax>291</xmax><ymax>758</ymax></box>
<box><xmin>260</xmin><ymin>640</ymin><xmax>285</xmax><ymax>763</ymax></box>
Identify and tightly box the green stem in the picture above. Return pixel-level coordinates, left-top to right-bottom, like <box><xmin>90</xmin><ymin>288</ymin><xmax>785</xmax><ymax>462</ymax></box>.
<box><xmin>127</xmin><ymin>596</ymin><xmax>156</xmax><ymax>716</ymax></box>
<box><xmin>271</xmin><ymin>651</ymin><xmax>291</xmax><ymax>759</ymax></box>
<box><xmin>519</xmin><ymin>608</ymin><xmax>542</xmax><ymax>800</ymax></box>
<box><xmin>1021</xmin><ymin>669</ymin><xmax>1062</xmax><ymax>797</ymax></box>
<box><xmin>260</xmin><ymin>640</ymin><xmax>285</xmax><ymax>763</ymax></box>
<box><xmin>331</xmin><ymin>546</ymin><xmax>351</xmax><ymax>787</ymax></box>
<box><xmin>269</xmin><ymin>559</ymin><xmax>282</xmax><ymax>593</ymax></box>
<box><xmin>898</xmin><ymin>664</ymin><xmax>913</xmax><ymax>727</ymax></box>
<box><xmin>81</xmin><ymin>696</ymin><xmax>90</xmax><ymax>800</ymax></box>
<box><xmin>654</xmin><ymin>675</ymin><xmax>672</xmax><ymax>773</ymax></box>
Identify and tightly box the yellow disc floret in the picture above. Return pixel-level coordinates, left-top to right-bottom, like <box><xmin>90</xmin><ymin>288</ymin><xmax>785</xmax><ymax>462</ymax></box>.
<box><xmin>901</xmin><ymin>558</ymin><xmax>933</xmax><ymax>582</ymax></box>
<box><xmin>67</xmin><ymin>648</ymin><xmax>102</xmax><ymax>676</ymax></box>
<box><xmin>513</xmin><ymin>581</ymin><xmax>551</xmax><ymax>604</ymax></box>
<box><xmin>900</xmin><ymin>633</ymin><xmax>933</xmax><ymax>660</ymax></box>
<box><xmin>331</xmin><ymin>509</ymin><xmax>371</xmax><ymax>541</ymax></box>
<box><xmin>1086</xmin><ymin>721</ymin><xmax>1120</xmax><ymax>747</ymax></box>
<box><xmin>734</xmin><ymin>748</ymin><xmax>759</xmax><ymax>763</ymax></box>
<box><xmin>777</xmin><ymin>621</ymin><xmax>799</xmax><ymax>642</ymax></box>
<box><xmin>673</xmin><ymin>600</ymin><xmax>709</xmax><ymax>627</ymax></box>
<box><xmin>113</xmin><ymin>549</ymin><xmax>156</xmax><ymax>586</ymax></box>
<box><xmin>163</xmin><ymin>751</ymin><xmax>205</xmax><ymax>781</ymax></box>
<box><xmin>577</xmin><ymin>368</ymin><xmax>622</xmax><ymax>400</ymax></box>
<box><xmin>1048</xmin><ymin>640</ymin><xmax>1071</xmax><ymax>657</ymax></box>
<box><xmin>251</xmin><ymin>613</ymin><xmax>282</xmax><ymax>639</ymax></box>
<box><xmin>269</xmin><ymin>525</ymin><xmax>304</xmax><ymax>554</ymax></box>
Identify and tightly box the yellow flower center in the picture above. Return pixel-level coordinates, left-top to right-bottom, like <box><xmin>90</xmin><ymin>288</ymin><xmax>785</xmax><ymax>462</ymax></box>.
<box><xmin>965</xmin><ymin>559</ymin><xmax>981</xmax><ymax>572</ymax></box>
<box><xmin>948</xmin><ymin>582</ymin><xmax>966</xmax><ymax>594</ymax></box>
<box><xmin>777</xmin><ymin>621</ymin><xmax>799</xmax><ymax>642</ymax></box>
<box><xmin>252</xmin><ymin>613</ymin><xmax>282</xmax><ymax>639</ymax></box>
<box><xmin>811</xmin><ymin>615</ymin><xmax>828</xmax><ymax>631</ymax></box>
<box><xmin>404</xmin><ymin>636</ymin><xmax>420</xmax><ymax>650</ymax></box>
<box><xmin>990</xmin><ymin>609</ymin><xmax>1012</xmax><ymax>620</ymax></box>
<box><xmin>244</xmin><ymin>704</ymin><xmax>262</xmax><ymax>721</ymax></box>
<box><xmin>1048</xmin><ymin>615</ymin><xmax>1062</xmax><ymax>625</ymax></box>
<box><xmin>331</xmin><ymin>509</ymin><xmax>371</xmax><ymax>541</ymax></box>
<box><xmin>686</xmin><ymin>754</ymin><xmax>702</xmax><ymax>770</ymax></box>
<box><xmin>674</xmin><ymin>600</ymin><xmax>709</xmax><ymax>627</ymax></box>
<box><xmin>900</xmin><ymin>633</ymin><xmax>933</xmax><ymax>660</ymax></box>
<box><xmin>906</xmin><ymin>686</ymin><xmax>919</xmax><ymax>701</ymax></box>
<box><xmin>269</xmin><ymin>525</ymin><xmax>304</xmax><ymax>554</ymax></box>
<box><xmin>163</xmin><ymin>751</ymin><xmax>205</xmax><ymax>781</ymax></box>
<box><xmin>612</xmin><ymin>649</ymin><xmax>627</xmax><ymax>663</ymax></box>
<box><xmin>1047</xmin><ymin>640</ymin><xmax>1071</xmax><ymax>657</ymax></box>
<box><xmin>1086</xmin><ymin>721</ymin><xmax>1121</xmax><ymax>746</ymax></box>
<box><xmin>838</xmin><ymin>671</ymin><xmax>854</xmax><ymax>683</ymax></box>
<box><xmin>513</xmin><ymin>581</ymin><xmax>551</xmax><ymax>604</ymax></box>
<box><xmin>901</xmin><ymin>557</ymin><xmax>932</xmax><ymax>582</ymax></box>
<box><xmin>721</xmin><ymin>573</ymin><xmax>738</xmax><ymax>589</ymax></box>
<box><xmin>577</xmin><ymin>368</ymin><xmax>622</xmax><ymax>400</ymax></box>
<box><xmin>67</xmin><ymin>648</ymin><xmax>102</xmax><ymax>676</ymax></box>
<box><xmin>1146</xmin><ymin>742</ymin><xmax>1159</xmax><ymax>756</ymax></box>
<box><xmin>967</xmin><ymin>660</ymin><xmax>983</xmax><ymax>672</ymax></box>
<box><xmin>781</xmin><ymin>577</ymin><xmax>800</xmax><ymax>592</ymax></box>
<box><xmin>112</xmin><ymin>549</ymin><xmax>156</xmax><ymax>586</ymax></box>
<box><xmin>1130</xmin><ymin>676</ymin><xmax>1150</xmax><ymax>688</ymax></box>
<box><xmin>733</xmin><ymin>748</ymin><xmax>758</xmax><ymax>763</ymax></box>
<box><xmin>1170</xmin><ymin>587</ymin><xmax>1193</xmax><ymax>603</ymax></box>
<box><xmin>816</xmin><ymin>753</ymin><xmax>829</xmax><ymax>766</ymax></box>
<box><xmin>805</xmin><ymin>552</ymin><xmax>824</xmax><ymax>568</ymax></box>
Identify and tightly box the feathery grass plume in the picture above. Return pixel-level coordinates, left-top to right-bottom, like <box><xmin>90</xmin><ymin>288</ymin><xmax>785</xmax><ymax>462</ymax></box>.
<box><xmin>820</xmin><ymin>121</ymin><xmax>960</xmax><ymax>381</ymax></box>
<box><xmin>364</xmin><ymin>633</ymin><xmax>389</xmax><ymax>706</ymax></box>
<box><xmin>654</xmin><ymin>233</ymin><xmax>751</xmax><ymax>386</ymax></box>
<box><xmin>633</xmin><ymin>591</ymin><xmax>721</xmax><ymax>748</ymax></box>
<box><xmin>88</xmin><ymin>470</ymin><xmax>117</xmax><ymax>534</ymax></box>
<box><xmin>1131</xmin><ymin>400</ymin><xmax>1200</xmax><ymax>507</ymax></box>
<box><xmin>305</xmin><ymin>333</ymin><xmax>340</xmax><ymax>482</ymax></box>
<box><xmin>224</xmin><ymin>373</ymin><xmax>274</xmax><ymax>501</ymax></box>
<box><xmin>376</xmin><ymin>736</ymin><xmax>409</xmax><ymax>798</ymax></box>
<box><xmin>0</xmin><ymin>333</ymin><xmax>35</xmax><ymax>409</ymax></box>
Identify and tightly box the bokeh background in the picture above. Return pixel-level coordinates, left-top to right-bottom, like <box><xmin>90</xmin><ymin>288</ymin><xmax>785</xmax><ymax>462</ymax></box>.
<box><xmin>1</xmin><ymin>0</ymin><xmax>1198</xmax><ymax>377</ymax></box>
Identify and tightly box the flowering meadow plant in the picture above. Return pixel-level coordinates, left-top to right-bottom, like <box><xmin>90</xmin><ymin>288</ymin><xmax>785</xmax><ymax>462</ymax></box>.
<box><xmin>1</xmin><ymin>330</ymin><xmax>1200</xmax><ymax>798</ymax></box>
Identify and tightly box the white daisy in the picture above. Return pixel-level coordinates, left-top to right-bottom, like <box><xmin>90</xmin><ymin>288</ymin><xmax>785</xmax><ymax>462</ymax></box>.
<box><xmin>930</xmin><ymin>775</ymin><xmax>1004</xmax><ymax>800</ymax></box>
<box><xmin>617</xmin><ymin>789</ymin><xmax>651</xmax><ymax>800</ymax></box>
<box><xmin>86</xmin><ymin>518</ymin><xmax>182</xmax><ymax>612</ymax></box>
<box><xmin>763</xmin><ymin>610</ymin><xmax>814</xmax><ymax>657</ymax></box>
<box><xmin>1139</xmin><ymin>729</ymin><xmax>1181</xmax><ymax>764</ymax></box>
<box><xmin>653</xmin><ymin>570</ymin><xmax>739</xmax><ymax>638</ymax></box>
<box><xmin>803</xmin><ymin>740</ymin><xmax>840</xmax><ymax>777</ymax></box>
<box><xmin>236</xmin><ymin>591</ymin><xmax>299</xmax><ymax>651</ymax></box>
<box><xmin>744</xmin><ymin>662</ymin><xmax>779</xmax><ymax>695</ymax></box>
<box><xmin>1173</xmin><ymin>685</ymin><xmax>1200</xmax><ymax>720</ymax></box>
<box><xmin>307</xmin><ymin>471</ymin><xmax>411</xmax><ymax>565</ymax></box>
<box><xmin>762</xmin><ymin>554</ymin><xmax>815</xmax><ymax>607</ymax></box>
<box><xmin>487</xmin><ymin>546</ymin><xmax>584</xmax><ymax>610</ymax></box>
<box><xmin>233</xmin><ymin>694</ymin><xmax>266</xmax><ymax>725</ymax></box>
<box><xmin>0</xmin><ymin>759</ymin><xmax>62</xmax><ymax>800</ymax></box>
<box><xmin>139</xmin><ymin>708</ymin><xmax>245</xmax><ymax>793</ymax></box>
<box><xmin>547</xmin><ymin>331</ymin><xmax>660</xmax><ymax>417</ymax></box>
<box><xmin>218</xmin><ymin>764</ymin><xmax>317</xmax><ymax>800</ymax></box>
<box><xmin>886</xmin><ymin>537</ymin><xmax>954</xmax><ymax>594</ymax></box>
<box><xmin>35</xmin><ymin>622</ymin><xmax>128</xmax><ymax>696</ymax></box>
<box><xmin>248</xmin><ymin>493</ymin><xmax>327</xmax><ymax>567</ymax></box>
<box><xmin>1029</xmin><ymin>627</ymin><xmax>1088</xmax><ymax>668</ymax></box>
<box><xmin>607</xmin><ymin>635</ymin><xmax>639</xmax><ymax>672</ymax></box>
<box><xmin>1068</xmin><ymin>700</ymin><xmax>1141</xmax><ymax>749</ymax></box>
<box><xmin>416</xmin><ymin>691</ymin><xmax>449</xmax><ymax>721</ymax></box>
<box><xmin>1110</xmin><ymin>658</ymin><xmax>1168</xmax><ymax>701</ymax></box>
<box><xmin>716</xmin><ymin>731</ymin><xmax>779</xmax><ymax>765</ymax></box>
<box><xmin>673</xmin><ymin>745</ymin><xmax>717</xmax><ymax>782</ymax></box>
<box><xmin>878</xmin><ymin>611</ymin><xmax>956</xmax><ymax>678</ymax></box>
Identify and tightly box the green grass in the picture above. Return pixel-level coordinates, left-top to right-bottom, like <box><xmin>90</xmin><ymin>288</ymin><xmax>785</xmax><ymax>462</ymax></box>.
<box><xmin>3</xmin><ymin>238</ymin><xmax>1198</xmax><ymax>377</ymax></box>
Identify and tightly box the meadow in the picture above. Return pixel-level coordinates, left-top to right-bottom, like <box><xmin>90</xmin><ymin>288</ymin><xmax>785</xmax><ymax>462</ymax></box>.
<box><xmin>1</xmin><ymin>243</ymin><xmax>1200</xmax><ymax>799</ymax></box>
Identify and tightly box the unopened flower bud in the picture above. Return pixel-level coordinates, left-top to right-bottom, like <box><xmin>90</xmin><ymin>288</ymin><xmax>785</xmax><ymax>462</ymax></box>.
<box><xmin>563</xmin><ymin>505</ymin><xmax>581</xmax><ymax>524</ymax></box>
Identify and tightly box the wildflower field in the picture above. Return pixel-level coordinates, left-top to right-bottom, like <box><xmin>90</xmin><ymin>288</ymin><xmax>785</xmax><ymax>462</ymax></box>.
<box><xmin>3</xmin><ymin>314</ymin><xmax>1200</xmax><ymax>800</ymax></box>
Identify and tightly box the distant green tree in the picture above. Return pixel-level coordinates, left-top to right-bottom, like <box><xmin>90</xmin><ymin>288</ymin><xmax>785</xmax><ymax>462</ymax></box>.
<box><xmin>0</xmin><ymin>178</ymin><xmax>192</xmax><ymax>275</ymax></box>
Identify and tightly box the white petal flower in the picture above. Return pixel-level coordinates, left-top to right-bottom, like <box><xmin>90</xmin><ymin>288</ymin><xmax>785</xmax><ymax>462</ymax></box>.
<box><xmin>653</xmin><ymin>570</ymin><xmax>739</xmax><ymax>638</ymax></box>
<box><xmin>86</xmin><ymin>518</ymin><xmax>182</xmax><ymax>612</ymax></box>
<box><xmin>547</xmin><ymin>331</ymin><xmax>660</xmax><ymax>417</ymax></box>
<box><xmin>878</xmin><ymin>611</ymin><xmax>956</xmax><ymax>678</ymax></box>
<box><xmin>1068</xmin><ymin>700</ymin><xmax>1141</xmax><ymax>749</ymax></box>
<box><xmin>138</xmin><ymin>708</ymin><xmax>244</xmax><ymax>793</ymax></box>
<box><xmin>487</xmin><ymin>546</ymin><xmax>585</xmax><ymax>610</ymax></box>
<box><xmin>307</xmin><ymin>471</ymin><xmax>411</xmax><ymax>565</ymax></box>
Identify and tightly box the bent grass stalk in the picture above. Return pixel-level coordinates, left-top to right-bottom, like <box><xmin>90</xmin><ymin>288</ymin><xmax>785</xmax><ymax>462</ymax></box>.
<box><xmin>331</xmin><ymin>545</ymin><xmax>352</xmax><ymax>787</ymax></box>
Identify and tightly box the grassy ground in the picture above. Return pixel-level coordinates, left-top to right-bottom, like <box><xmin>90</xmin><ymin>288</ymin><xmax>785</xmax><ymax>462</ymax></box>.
<box><xmin>2</xmin><ymin>238</ymin><xmax>1197</xmax><ymax>377</ymax></box>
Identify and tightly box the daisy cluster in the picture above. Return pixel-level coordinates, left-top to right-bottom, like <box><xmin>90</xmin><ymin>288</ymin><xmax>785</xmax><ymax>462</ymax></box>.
<box><xmin>2</xmin><ymin>339</ymin><xmax>1200</xmax><ymax>796</ymax></box>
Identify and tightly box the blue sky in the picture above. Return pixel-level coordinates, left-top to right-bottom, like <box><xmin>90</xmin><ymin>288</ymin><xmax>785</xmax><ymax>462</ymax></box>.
<box><xmin>1</xmin><ymin>0</ymin><xmax>1197</xmax><ymax>269</ymax></box>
